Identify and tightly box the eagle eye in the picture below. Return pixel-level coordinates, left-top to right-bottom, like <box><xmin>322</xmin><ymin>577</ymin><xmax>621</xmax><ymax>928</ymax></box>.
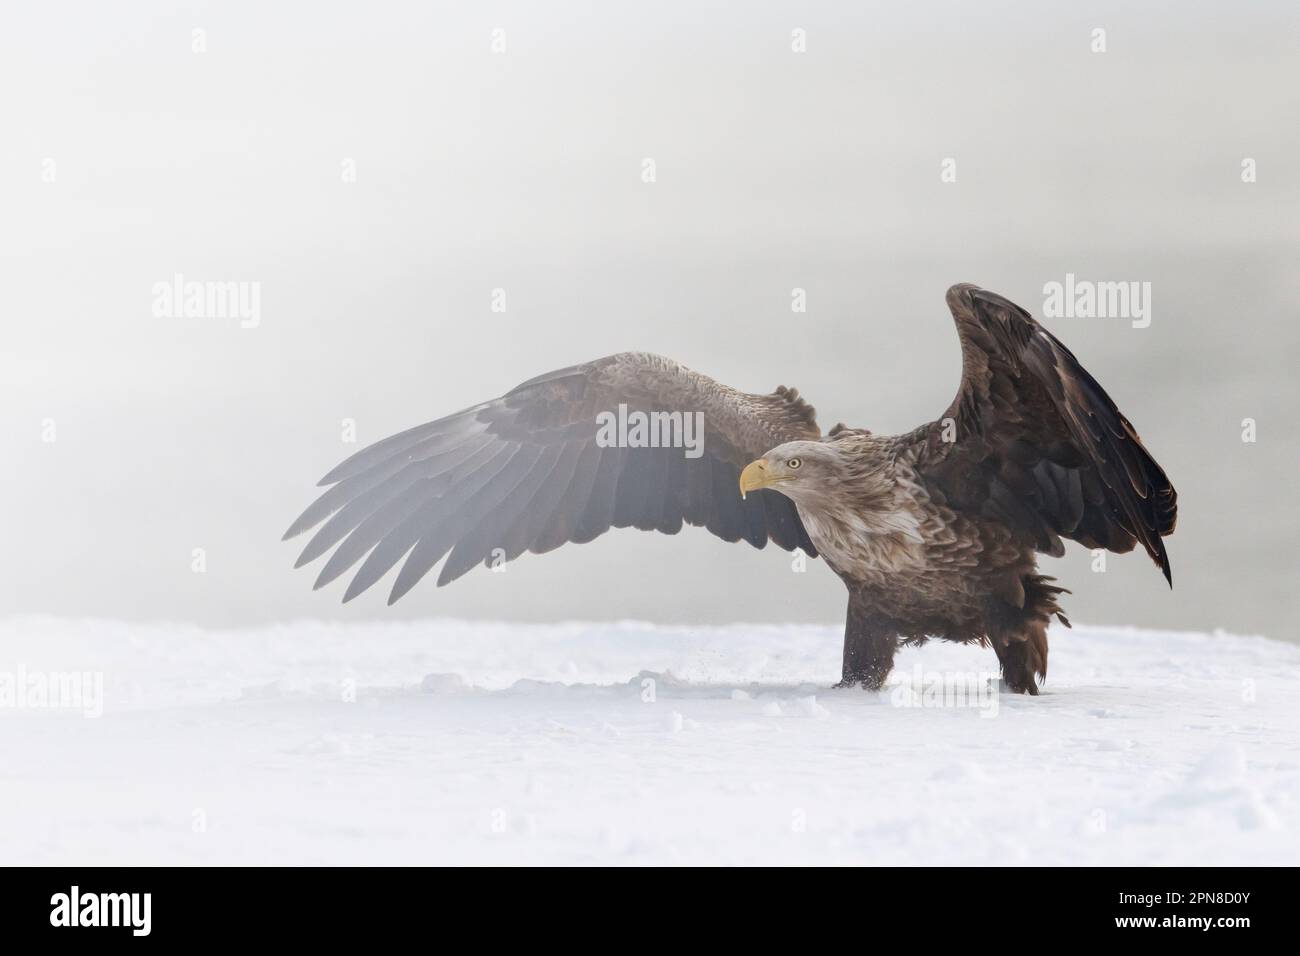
<box><xmin>787</xmin><ymin>458</ymin><xmax>801</xmax><ymax>469</ymax></box>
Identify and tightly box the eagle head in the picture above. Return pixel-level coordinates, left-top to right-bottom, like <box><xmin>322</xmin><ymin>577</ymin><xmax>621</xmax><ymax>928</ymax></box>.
<box><xmin>738</xmin><ymin>441</ymin><xmax>847</xmax><ymax>504</ymax></box>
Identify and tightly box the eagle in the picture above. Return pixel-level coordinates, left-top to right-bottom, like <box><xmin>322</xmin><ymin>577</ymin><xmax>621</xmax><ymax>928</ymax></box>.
<box><xmin>285</xmin><ymin>284</ymin><xmax>1176</xmax><ymax>694</ymax></box>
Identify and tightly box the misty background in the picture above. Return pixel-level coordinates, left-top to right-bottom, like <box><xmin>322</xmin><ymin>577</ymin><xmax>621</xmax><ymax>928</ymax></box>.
<box><xmin>3</xmin><ymin>1</ymin><xmax>1297</xmax><ymax>642</ymax></box>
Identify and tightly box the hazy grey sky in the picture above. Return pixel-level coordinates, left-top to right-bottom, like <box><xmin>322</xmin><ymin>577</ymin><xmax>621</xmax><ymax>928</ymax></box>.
<box><xmin>3</xmin><ymin>1</ymin><xmax>1298</xmax><ymax>641</ymax></box>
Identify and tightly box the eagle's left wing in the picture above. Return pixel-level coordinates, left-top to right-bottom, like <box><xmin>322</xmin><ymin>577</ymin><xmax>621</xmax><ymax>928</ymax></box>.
<box><xmin>284</xmin><ymin>352</ymin><xmax>821</xmax><ymax>604</ymax></box>
<box><xmin>912</xmin><ymin>284</ymin><xmax>1177</xmax><ymax>582</ymax></box>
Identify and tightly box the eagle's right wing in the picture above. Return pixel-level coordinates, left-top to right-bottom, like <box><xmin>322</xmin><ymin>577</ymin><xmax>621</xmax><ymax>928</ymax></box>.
<box><xmin>915</xmin><ymin>284</ymin><xmax>1177</xmax><ymax>582</ymax></box>
<box><xmin>284</xmin><ymin>352</ymin><xmax>821</xmax><ymax>604</ymax></box>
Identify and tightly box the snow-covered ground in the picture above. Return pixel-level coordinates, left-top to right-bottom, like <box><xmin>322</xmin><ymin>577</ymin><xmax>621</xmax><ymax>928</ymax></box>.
<box><xmin>2</xmin><ymin>616</ymin><xmax>1297</xmax><ymax>866</ymax></box>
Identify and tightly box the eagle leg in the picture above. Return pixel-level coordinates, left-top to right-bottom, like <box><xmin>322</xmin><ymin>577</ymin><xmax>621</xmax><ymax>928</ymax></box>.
<box><xmin>991</xmin><ymin>634</ymin><xmax>1046</xmax><ymax>696</ymax></box>
<box><xmin>836</xmin><ymin>592</ymin><xmax>898</xmax><ymax>690</ymax></box>
<box><xmin>987</xmin><ymin>577</ymin><xmax>1060</xmax><ymax>694</ymax></box>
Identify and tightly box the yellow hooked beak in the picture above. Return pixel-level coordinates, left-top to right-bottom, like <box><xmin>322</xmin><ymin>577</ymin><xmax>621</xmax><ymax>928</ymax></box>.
<box><xmin>739</xmin><ymin>458</ymin><xmax>777</xmax><ymax>499</ymax></box>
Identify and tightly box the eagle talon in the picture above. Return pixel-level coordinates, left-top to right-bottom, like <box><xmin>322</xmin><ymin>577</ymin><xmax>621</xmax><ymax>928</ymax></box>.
<box><xmin>999</xmin><ymin>678</ymin><xmax>1041</xmax><ymax>696</ymax></box>
<box><xmin>835</xmin><ymin>675</ymin><xmax>887</xmax><ymax>691</ymax></box>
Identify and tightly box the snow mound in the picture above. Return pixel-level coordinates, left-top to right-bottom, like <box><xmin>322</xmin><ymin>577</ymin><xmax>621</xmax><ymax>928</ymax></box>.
<box><xmin>1</xmin><ymin>616</ymin><xmax>1297</xmax><ymax>865</ymax></box>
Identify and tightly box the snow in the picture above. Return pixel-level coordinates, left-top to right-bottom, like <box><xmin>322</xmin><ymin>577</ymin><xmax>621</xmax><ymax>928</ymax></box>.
<box><xmin>2</xmin><ymin>616</ymin><xmax>1298</xmax><ymax>865</ymax></box>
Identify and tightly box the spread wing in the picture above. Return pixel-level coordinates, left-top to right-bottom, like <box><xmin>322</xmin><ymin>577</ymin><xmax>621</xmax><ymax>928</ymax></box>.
<box><xmin>284</xmin><ymin>352</ymin><xmax>821</xmax><ymax>604</ymax></box>
<box><xmin>915</xmin><ymin>284</ymin><xmax>1177</xmax><ymax>583</ymax></box>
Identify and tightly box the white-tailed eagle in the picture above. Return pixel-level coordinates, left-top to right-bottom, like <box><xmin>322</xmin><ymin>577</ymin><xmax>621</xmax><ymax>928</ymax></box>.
<box><xmin>285</xmin><ymin>284</ymin><xmax>1177</xmax><ymax>693</ymax></box>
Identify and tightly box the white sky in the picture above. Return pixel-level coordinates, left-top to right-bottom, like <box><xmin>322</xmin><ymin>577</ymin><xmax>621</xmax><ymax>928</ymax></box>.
<box><xmin>3</xmin><ymin>0</ymin><xmax>1297</xmax><ymax>639</ymax></box>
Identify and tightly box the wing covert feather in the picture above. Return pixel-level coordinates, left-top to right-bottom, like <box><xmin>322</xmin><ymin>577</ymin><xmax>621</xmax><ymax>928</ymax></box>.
<box><xmin>286</xmin><ymin>352</ymin><xmax>821</xmax><ymax>602</ymax></box>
